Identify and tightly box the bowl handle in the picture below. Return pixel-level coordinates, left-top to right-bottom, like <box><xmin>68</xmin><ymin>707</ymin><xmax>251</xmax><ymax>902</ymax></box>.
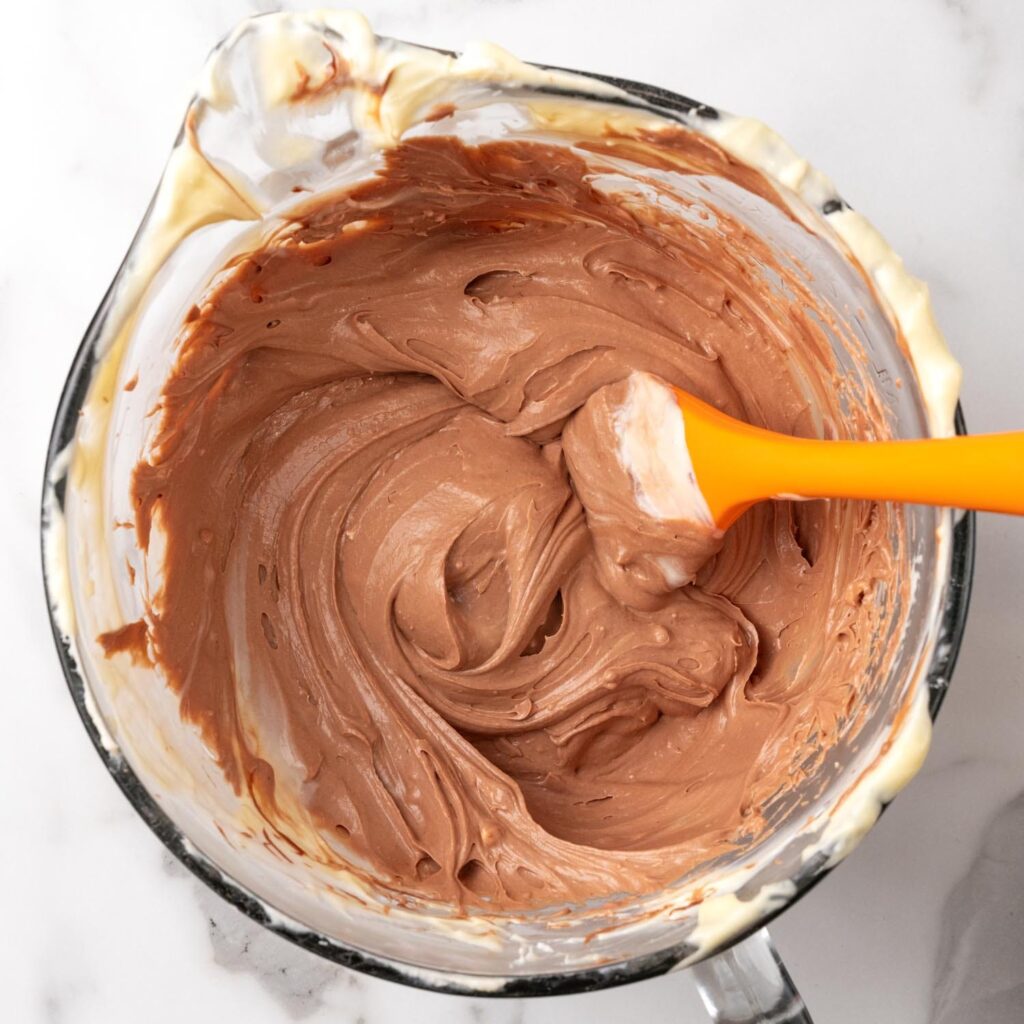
<box><xmin>691</xmin><ymin>928</ymin><xmax>812</xmax><ymax>1023</ymax></box>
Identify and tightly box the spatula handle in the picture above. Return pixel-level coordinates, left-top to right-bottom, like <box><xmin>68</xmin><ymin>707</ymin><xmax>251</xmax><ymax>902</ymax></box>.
<box><xmin>754</xmin><ymin>431</ymin><xmax>1024</xmax><ymax>515</ymax></box>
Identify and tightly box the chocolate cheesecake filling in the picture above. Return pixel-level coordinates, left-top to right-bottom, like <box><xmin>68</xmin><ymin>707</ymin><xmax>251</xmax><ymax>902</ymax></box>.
<box><xmin>118</xmin><ymin>134</ymin><xmax>900</xmax><ymax>909</ymax></box>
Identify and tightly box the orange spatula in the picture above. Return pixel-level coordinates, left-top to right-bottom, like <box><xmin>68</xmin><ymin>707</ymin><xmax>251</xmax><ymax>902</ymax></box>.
<box><xmin>673</xmin><ymin>387</ymin><xmax>1024</xmax><ymax>530</ymax></box>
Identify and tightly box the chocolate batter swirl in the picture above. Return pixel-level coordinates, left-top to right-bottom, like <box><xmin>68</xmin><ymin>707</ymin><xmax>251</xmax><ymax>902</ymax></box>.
<box><xmin>125</xmin><ymin>136</ymin><xmax>898</xmax><ymax>909</ymax></box>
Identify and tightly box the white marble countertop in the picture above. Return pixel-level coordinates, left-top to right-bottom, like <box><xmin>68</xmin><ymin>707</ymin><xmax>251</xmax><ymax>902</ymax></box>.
<box><xmin>3</xmin><ymin>1</ymin><xmax>1023</xmax><ymax>1020</ymax></box>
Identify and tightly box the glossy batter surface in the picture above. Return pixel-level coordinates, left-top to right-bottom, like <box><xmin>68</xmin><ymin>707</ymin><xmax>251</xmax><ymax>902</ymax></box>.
<box><xmin>120</xmin><ymin>136</ymin><xmax>899</xmax><ymax>908</ymax></box>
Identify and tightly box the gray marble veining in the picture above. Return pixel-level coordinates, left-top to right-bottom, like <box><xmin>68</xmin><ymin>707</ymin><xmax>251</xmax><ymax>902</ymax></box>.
<box><xmin>932</xmin><ymin>789</ymin><xmax>1024</xmax><ymax>1022</ymax></box>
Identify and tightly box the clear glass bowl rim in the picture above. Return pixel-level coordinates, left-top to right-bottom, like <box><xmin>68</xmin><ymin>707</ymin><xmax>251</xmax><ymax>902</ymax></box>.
<box><xmin>39</xmin><ymin>59</ymin><xmax>976</xmax><ymax>998</ymax></box>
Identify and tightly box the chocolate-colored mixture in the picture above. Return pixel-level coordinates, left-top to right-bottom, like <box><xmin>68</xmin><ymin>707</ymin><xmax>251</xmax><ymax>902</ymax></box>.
<box><xmin>122</xmin><ymin>135</ymin><xmax>898</xmax><ymax>908</ymax></box>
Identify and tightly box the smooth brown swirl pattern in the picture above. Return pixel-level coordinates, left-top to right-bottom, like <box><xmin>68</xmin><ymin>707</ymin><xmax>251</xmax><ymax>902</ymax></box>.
<box><xmin>124</xmin><ymin>136</ymin><xmax>900</xmax><ymax>909</ymax></box>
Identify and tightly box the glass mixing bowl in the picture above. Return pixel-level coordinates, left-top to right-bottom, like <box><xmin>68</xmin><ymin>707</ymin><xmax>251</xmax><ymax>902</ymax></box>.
<box><xmin>41</xmin><ymin>13</ymin><xmax>974</xmax><ymax>1021</ymax></box>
